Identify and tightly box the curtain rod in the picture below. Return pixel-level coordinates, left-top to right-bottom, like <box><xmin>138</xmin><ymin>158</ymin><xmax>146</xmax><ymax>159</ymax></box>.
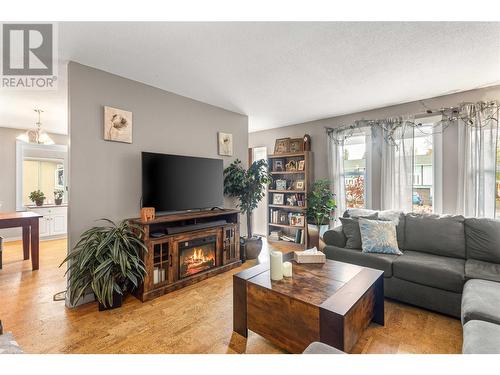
<box><xmin>325</xmin><ymin>100</ymin><xmax>499</xmax><ymax>133</ymax></box>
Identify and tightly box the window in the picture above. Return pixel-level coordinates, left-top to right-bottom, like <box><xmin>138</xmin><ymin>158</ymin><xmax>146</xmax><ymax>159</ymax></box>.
<box><xmin>22</xmin><ymin>158</ymin><xmax>65</xmax><ymax>206</ymax></box>
<box><xmin>412</xmin><ymin>125</ymin><xmax>434</xmax><ymax>214</ymax></box>
<box><xmin>344</xmin><ymin>134</ymin><xmax>367</xmax><ymax>208</ymax></box>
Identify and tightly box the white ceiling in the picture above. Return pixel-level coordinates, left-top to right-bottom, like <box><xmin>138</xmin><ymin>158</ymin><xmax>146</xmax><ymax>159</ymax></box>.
<box><xmin>1</xmin><ymin>22</ymin><xmax>500</xmax><ymax>134</ymax></box>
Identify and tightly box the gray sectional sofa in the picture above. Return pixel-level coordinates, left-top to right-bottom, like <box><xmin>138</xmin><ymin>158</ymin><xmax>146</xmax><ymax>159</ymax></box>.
<box><xmin>323</xmin><ymin>209</ymin><xmax>500</xmax><ymax>354</ymax></box>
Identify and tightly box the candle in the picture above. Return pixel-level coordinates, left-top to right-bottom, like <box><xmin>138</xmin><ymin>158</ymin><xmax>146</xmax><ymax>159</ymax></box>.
<box><xmin>283</xmin><ymin>261</ymin><xmax>292</xmax><ymax>278</ymax></box>
<box><xmin>270</xmin><ymin>251</ymin><xmax>283</xmax><ymax>281</ymax></box>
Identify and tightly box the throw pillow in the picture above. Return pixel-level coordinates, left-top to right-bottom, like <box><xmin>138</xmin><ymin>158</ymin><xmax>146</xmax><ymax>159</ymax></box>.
<box><xmin>358</xmin><ymin>218</ymin><xmax>402</xmax><ymax>255</ymax></box>
<box><xmin>339</xmin><ymin>213</ymin><xmax>378</xmax><ymax>249</ymax></box>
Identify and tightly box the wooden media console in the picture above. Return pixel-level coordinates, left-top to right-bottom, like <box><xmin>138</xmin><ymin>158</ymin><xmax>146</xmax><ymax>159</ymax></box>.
<box><xmin>132</xmin><ymin>209</ymin><xmax>241</xmax><ymax>302</ymax></box>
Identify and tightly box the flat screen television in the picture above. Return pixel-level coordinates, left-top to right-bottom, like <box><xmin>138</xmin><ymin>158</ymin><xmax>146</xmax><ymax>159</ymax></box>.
<box><xmin>142</xmin><ymin>152</ymin><xmax>224</xmax><ymax>212</ymax></box>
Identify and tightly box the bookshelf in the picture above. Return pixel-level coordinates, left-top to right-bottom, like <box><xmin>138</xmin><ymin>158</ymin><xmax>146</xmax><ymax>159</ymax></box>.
<box><xmin>267</xmin><ymin>151</ymin><xmax>313</xmax><ymax>247</ymax></box>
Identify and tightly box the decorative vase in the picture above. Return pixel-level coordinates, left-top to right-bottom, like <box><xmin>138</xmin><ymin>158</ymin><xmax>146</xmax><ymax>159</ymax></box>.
<box><xmin>55</xmin><ymin>198</ymin><xmax>63</xmax><ymax>205</ymax></box>
<box><xmin>307</xmin><ymin>224</ymin><xmax>330</xmax><ymax>250</ymax></box>
<box><xmin>245</xmin><ymin>237</ymin><xmax>263</xmax><ymax>259</ymax></box>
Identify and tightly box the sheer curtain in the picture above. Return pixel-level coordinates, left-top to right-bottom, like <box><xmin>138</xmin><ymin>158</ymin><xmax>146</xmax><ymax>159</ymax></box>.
<box><xmin>456</xmin><ymin>103</ymin><xmax>499</xmax><ymax>218</ymax></box>
<box><xmin>380</xmin><ymin>120</ymin><xmax>414</xmax><ymax>212</ymax></box>
<box><xmin>327</xmin><ymin>129</ymin><xmax>346</xmax><ymax>222</ymax></box>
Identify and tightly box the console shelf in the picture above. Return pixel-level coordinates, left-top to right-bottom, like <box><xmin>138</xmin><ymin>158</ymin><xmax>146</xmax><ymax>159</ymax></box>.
<box><xmin>131</xmin><ymin>209</ymin><xmax>241</xmax><ymax>302</ymax></box>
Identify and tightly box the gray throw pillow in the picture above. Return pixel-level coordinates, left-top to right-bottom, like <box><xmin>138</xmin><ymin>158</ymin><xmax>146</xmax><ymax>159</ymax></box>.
<box><xmin>339</xmin><ymin>213</ymin><xmax>378</xmax><ymax>249</ymax></box>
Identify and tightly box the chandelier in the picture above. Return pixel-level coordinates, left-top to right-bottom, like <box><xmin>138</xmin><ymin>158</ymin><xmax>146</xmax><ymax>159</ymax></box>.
<box><xmin>17</xmin><ymin>109</ymin><xmax>55</xmax><ymax>145</ymax></box>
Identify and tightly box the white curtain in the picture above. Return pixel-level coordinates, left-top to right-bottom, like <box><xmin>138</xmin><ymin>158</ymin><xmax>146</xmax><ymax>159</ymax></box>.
<box><xmin>380</xmin><ymin>120</ymin><xmax>414</xmax><ymax>212</ymax></box>
<box><xmin>456</xmin><ymin>103</ymin><xmax>499</xmax><ymax>218</ymax></box>
<box><xmin>327</xmin><ymin>130</ymin><xmax>346</xmax><ymax>222</ymax></box>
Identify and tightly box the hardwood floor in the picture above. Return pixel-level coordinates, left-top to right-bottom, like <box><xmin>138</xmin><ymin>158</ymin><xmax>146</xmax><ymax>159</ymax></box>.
<box><xmin>0</xmin><ymin>238</ymin><xmax>462</xmax><ymax>354</ymax></box>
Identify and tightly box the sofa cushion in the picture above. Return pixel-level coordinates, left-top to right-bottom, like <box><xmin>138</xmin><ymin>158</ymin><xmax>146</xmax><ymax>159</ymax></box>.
<box><xmin>359</xmin><ymin>219</ymin><xmax>402</xmax><ymax>255</ymax></box>
<box><xmin>462</xmin><ymin>279</ymin><xmax>500</xmax><ymax>325</ymax></box>
<box><xmin>465</xmin><ymin>259</ymin><xmax>500</xmax><ymax>283</ymax></box>
<box><xmin>344</xmin><ymin>209</ymin><xmax>405</xmax><ymax>249</ymax></box>
<box><xmin>463</xmin><ymin>320</ymin><xmax>500</xmax><ymax>354</ymax></box>
<box><xmin>339</xmin><ymin>213</ymin><xmax>378</xmax><ymax>249</ymax></box>
<box><xmin>465</xmin><ymin>217</ymin><xmax>500</xmax><ymax>263</ymax></box>
<box><xmin>324</xmin><ymin>245</ymin><xmax>398</xmax><ymax>277</ymax></box>
<box><xmin>392</xmin><ymin>250</ymin><xmax>465</xmax><ymax>293</ymax></box>
<box><xmin>404</xmin><ymin>214</ymin><xmax>466</xmax><ymax>258</ymax></box>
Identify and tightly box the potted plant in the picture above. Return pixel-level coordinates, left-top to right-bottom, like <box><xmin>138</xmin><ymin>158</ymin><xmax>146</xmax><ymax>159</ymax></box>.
<box><xmin>61</xmin><ymin>219</ymin><xmax>148</xmax><ymax>310</ymax></box>
<box><xmin>306</xmin><ymin>179</ymin><xmax>337</xmax><ymax>249</ymax></box>
<box><xmin>224</xmin><ymin>159</ymin><xmax>271</xmax><ymax>259</ymax></box>
<box><xmin>29</xmin><ymin>190</ymin><xmax>46</xmax><ymax>206</ymax></box>
<box><xmin>54</xmin><ymin>189</ymin><xmax>64</xmax><ymax>205</ymax></box>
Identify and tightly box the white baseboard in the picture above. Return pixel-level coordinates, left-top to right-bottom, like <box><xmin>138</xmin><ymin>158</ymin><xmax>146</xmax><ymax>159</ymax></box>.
<box><xmin>1</xmin><ymin>234</ymin><xmax>67</xmax><ymax>243</ymax></box>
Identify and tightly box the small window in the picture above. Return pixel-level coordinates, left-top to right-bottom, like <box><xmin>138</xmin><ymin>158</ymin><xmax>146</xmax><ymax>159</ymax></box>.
<box><xmin>343</xmin><ymin>134</ymin><xmax>367</xmax><ymax>208</ymax></box>
<box><xmin>412</xmin><ymin>125</ymin><xmax>433</xmax><ymax>214</ymax></box>
<box><xmin>23</xmin><ymin>158</ymin><xmax>65</xmax><ymax>206</ymax></box>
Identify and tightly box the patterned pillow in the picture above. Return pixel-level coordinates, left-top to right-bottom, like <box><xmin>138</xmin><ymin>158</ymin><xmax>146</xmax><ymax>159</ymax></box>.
<box><xmin>358</xmin><ymin>219</ymin><xmax>402</xmax><ymax>255</ymax></box>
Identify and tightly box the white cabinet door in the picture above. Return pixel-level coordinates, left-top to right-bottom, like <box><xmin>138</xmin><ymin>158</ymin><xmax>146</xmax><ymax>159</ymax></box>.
<box><xmin>38</xmin><ymin>217</ymin><xmax>50</xmax><ymax>237</ymax></box>
<box><xmin>51</xmin><ymin>214</ymin><xmax>67</xmax><ymax>236</ymax></box>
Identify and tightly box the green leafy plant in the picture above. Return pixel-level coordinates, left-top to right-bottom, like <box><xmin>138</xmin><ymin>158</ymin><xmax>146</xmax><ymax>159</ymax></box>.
<box><xmin>29</xmin><ymin>190</ymin><xmax>46</xmax><ymax>205</ymax></box>
<box><xmin>224</xmin><ymin>159</ymin><xmax>271</xmax><ymax>238</ymax></box>
<box><xmin>54</xmin><ymin>189</ymin><xmax>64</xmax><ymax>200</ymax></box>
<box><xmin>306</xmin><ymin>179</ymin><xmax>337</xmax><ymax>226</ymax></box>
<box><xmin>61</xmin><ymin>219</ymin><xmax>148</xmax><ymax>308</ymax></box>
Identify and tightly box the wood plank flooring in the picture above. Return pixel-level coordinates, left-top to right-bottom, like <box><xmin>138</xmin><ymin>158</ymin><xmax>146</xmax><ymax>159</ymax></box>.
<box><xmin>0</xmin><ymin>238</ymin><xmax>462</xmax><ymax>354</ymax></box>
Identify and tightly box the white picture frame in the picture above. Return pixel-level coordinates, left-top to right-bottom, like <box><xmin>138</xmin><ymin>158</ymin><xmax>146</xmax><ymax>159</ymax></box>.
<box><xmin>218</xmin><ymin>132</ymin><xmax>233</xmax><ymax>156</ymax></box>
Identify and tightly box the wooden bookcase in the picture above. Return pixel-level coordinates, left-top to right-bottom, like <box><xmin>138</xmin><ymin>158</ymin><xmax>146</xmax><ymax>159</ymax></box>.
<box><xmin>267</xmin><ymin>151</ymin><xmax>313</xmax><ymax>248</ymax></box>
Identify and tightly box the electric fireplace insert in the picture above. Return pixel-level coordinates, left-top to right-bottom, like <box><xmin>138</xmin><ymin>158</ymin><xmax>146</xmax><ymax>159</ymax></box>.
<box><xmin>179</xmin><ymin>235</ymin><xmax>216</xmax><ymax>278</ymax></box>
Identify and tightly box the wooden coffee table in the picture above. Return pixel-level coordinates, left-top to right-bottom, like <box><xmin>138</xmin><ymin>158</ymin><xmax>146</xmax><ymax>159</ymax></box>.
<box><xmin>233</xmin><ymin>253</ymin><xmax>384</xmax><ymax>353</ymax></box>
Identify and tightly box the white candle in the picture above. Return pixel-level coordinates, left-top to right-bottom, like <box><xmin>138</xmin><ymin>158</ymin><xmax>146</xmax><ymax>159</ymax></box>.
<box><xmin>270</xmin><ymin>251</ymin><xmax>283</xmax><ymax>281</ymax></box>
<box><xmin>283</xmin><ymin>261</ymin><xmax>292</xmax><ymax>278</ymax></box>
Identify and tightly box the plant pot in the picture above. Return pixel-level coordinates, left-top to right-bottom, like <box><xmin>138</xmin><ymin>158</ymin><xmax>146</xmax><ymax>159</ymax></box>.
<box><xmin>244</xmin><ymin>237</ymin><xmax>263</xmax><ymax>260</ymax></box>
<box><xmin>55</xmin><ymin>198</ymin><xmax>63</xmax><ymax>205</ymax></box>
<box><xmin>239</xmin><ymin>238</ymin><xmax>247</xmax><ymax>263</ymax></box>
<box><xmin>98</xmin><ymin>291</ymin><xmax>123</xmax><ymax>311</ymax></box>
<box><xmin>307</xmin><ymin>224</ymin><xmax>330</xmax><ymax>250</ymax></box>
<box><xmin>35</xmin><ymin>200</ymin><xmax>44</xmax><ymax>207</ymax></box>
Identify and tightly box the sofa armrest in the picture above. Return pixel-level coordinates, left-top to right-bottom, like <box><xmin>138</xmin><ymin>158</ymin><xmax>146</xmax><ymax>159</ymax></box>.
<box><xmin>323</xmin><ymin>226</ymin><xmax>346</xmax><ymax>248</ymax></box>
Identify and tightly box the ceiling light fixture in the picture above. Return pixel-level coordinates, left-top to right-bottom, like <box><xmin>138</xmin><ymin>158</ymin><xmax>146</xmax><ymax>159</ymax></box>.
<box><xmin>17</xmin><ymin>109</ymin><xmax>55</xmax><ymax>145</ymax></box>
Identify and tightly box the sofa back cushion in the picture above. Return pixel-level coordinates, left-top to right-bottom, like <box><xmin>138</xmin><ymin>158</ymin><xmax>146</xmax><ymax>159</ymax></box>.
<box><xmin>404</xmin><ymin>213</ymin><xmax>466</xmax><ymax>258</ymax></box>
<box><xmin>465</xmin><ymin>218</ymin><xmax>500</xmax><ymax>263</ymax></box>
<box><xmin>344</xmin><ymin>209</ymin><xmax>405</xmax><ymax>249</ymax></box>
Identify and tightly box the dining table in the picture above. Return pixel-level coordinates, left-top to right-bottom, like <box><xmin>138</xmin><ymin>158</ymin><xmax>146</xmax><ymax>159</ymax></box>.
<box><xmin>0</xmin><ymin>211</ymin><xmax>42</xmax><ymax>270</ymax></box>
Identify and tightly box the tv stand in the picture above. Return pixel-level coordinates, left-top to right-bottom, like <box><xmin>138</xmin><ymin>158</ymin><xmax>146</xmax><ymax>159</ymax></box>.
<box><xmin>131</xmin><ymin>209</ymin><xmax>240</xmax><ymax>302</ymax></box>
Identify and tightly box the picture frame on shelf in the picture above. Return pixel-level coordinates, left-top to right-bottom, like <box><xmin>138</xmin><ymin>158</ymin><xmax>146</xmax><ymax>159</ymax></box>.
<box><xmin>285</xmin><ymin>160</ymin><xmax>297</xmax><ymax>171</ymax></box>
<box><xmin>297</xmin><ymin>160</ymin><xmax>305</xmax><ymax>171</ymax></box>
<box><xmin>273</xmin><ymin>159</ymin><xmax>284</xmax><ymax>172</ymax></box>
<box><xmin>274</xmin><ymin>138</ymin><xmax>290</xmax><ymax>154</ymax></box>
<box><xmin>290</xmin><ymin>214</ymin><xmax>305</xmax><ymax>227</ymax></box>
<box><xmin>275</xmin><ymin>179</ymin><xmax>287</xmax><ymax>191</ymax></box>
<box><xmin>289</xmin><ymin>138</ymin><xmax>304</xmax><ymax>153</ymax></box>
<box><xmin>294</xmin><ymin>180</ymin><xmax>305</xmax><ymax>190</ymax></box>
<box><xmin>278</xmin><ymin>211</ymin><xmax>288</xmax><ymax>224</ymax></box>
<box><xmin>273</xmin><ymin>193</ymin><xmax>284</xmax><ymax>205</ymax></box>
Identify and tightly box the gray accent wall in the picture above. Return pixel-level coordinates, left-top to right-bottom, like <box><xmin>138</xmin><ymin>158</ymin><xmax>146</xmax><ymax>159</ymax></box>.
<box><xmin>68</xmin><ymin>62</ymin><xmax>248</xmax><ymax>252</ymax></box>
<box><xmin>249</xmin><ymin>85</ymin><xmax>500</xmax><ymax>214</ymax></box>
<box><xmin>0</xmin><ymin>127</ymin><xmax>68</xmax><ymax>239</ymax></box>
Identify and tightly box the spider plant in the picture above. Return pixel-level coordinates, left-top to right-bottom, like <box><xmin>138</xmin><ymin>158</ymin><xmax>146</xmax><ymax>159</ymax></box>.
<box><xmin>61</xmin><ymin>219</ymin><xmax>148</xmax><ymax>309</ymax></box>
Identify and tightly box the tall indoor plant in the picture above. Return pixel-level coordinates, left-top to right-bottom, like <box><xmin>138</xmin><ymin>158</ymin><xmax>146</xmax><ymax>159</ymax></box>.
<box><xmin>61</xmin><ymin>219</ymin><xmax>148</xmax><ymax>310</ymax></box>
<box><xmin>224</xmin><ymin>159</ymin><xmax>271</xmax><ymax>259</ymax></box>
<box><xmin>306</xmin><ymin>179</ymin><xmax>337</xmax><ymax>249</ymax></box>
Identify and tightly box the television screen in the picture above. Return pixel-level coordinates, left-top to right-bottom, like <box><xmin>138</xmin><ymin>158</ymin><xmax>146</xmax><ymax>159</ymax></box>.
<box><xmin>142</xmin><ymin>152</ymin><xmax>224</xmax><ymax>212</ymax></box>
